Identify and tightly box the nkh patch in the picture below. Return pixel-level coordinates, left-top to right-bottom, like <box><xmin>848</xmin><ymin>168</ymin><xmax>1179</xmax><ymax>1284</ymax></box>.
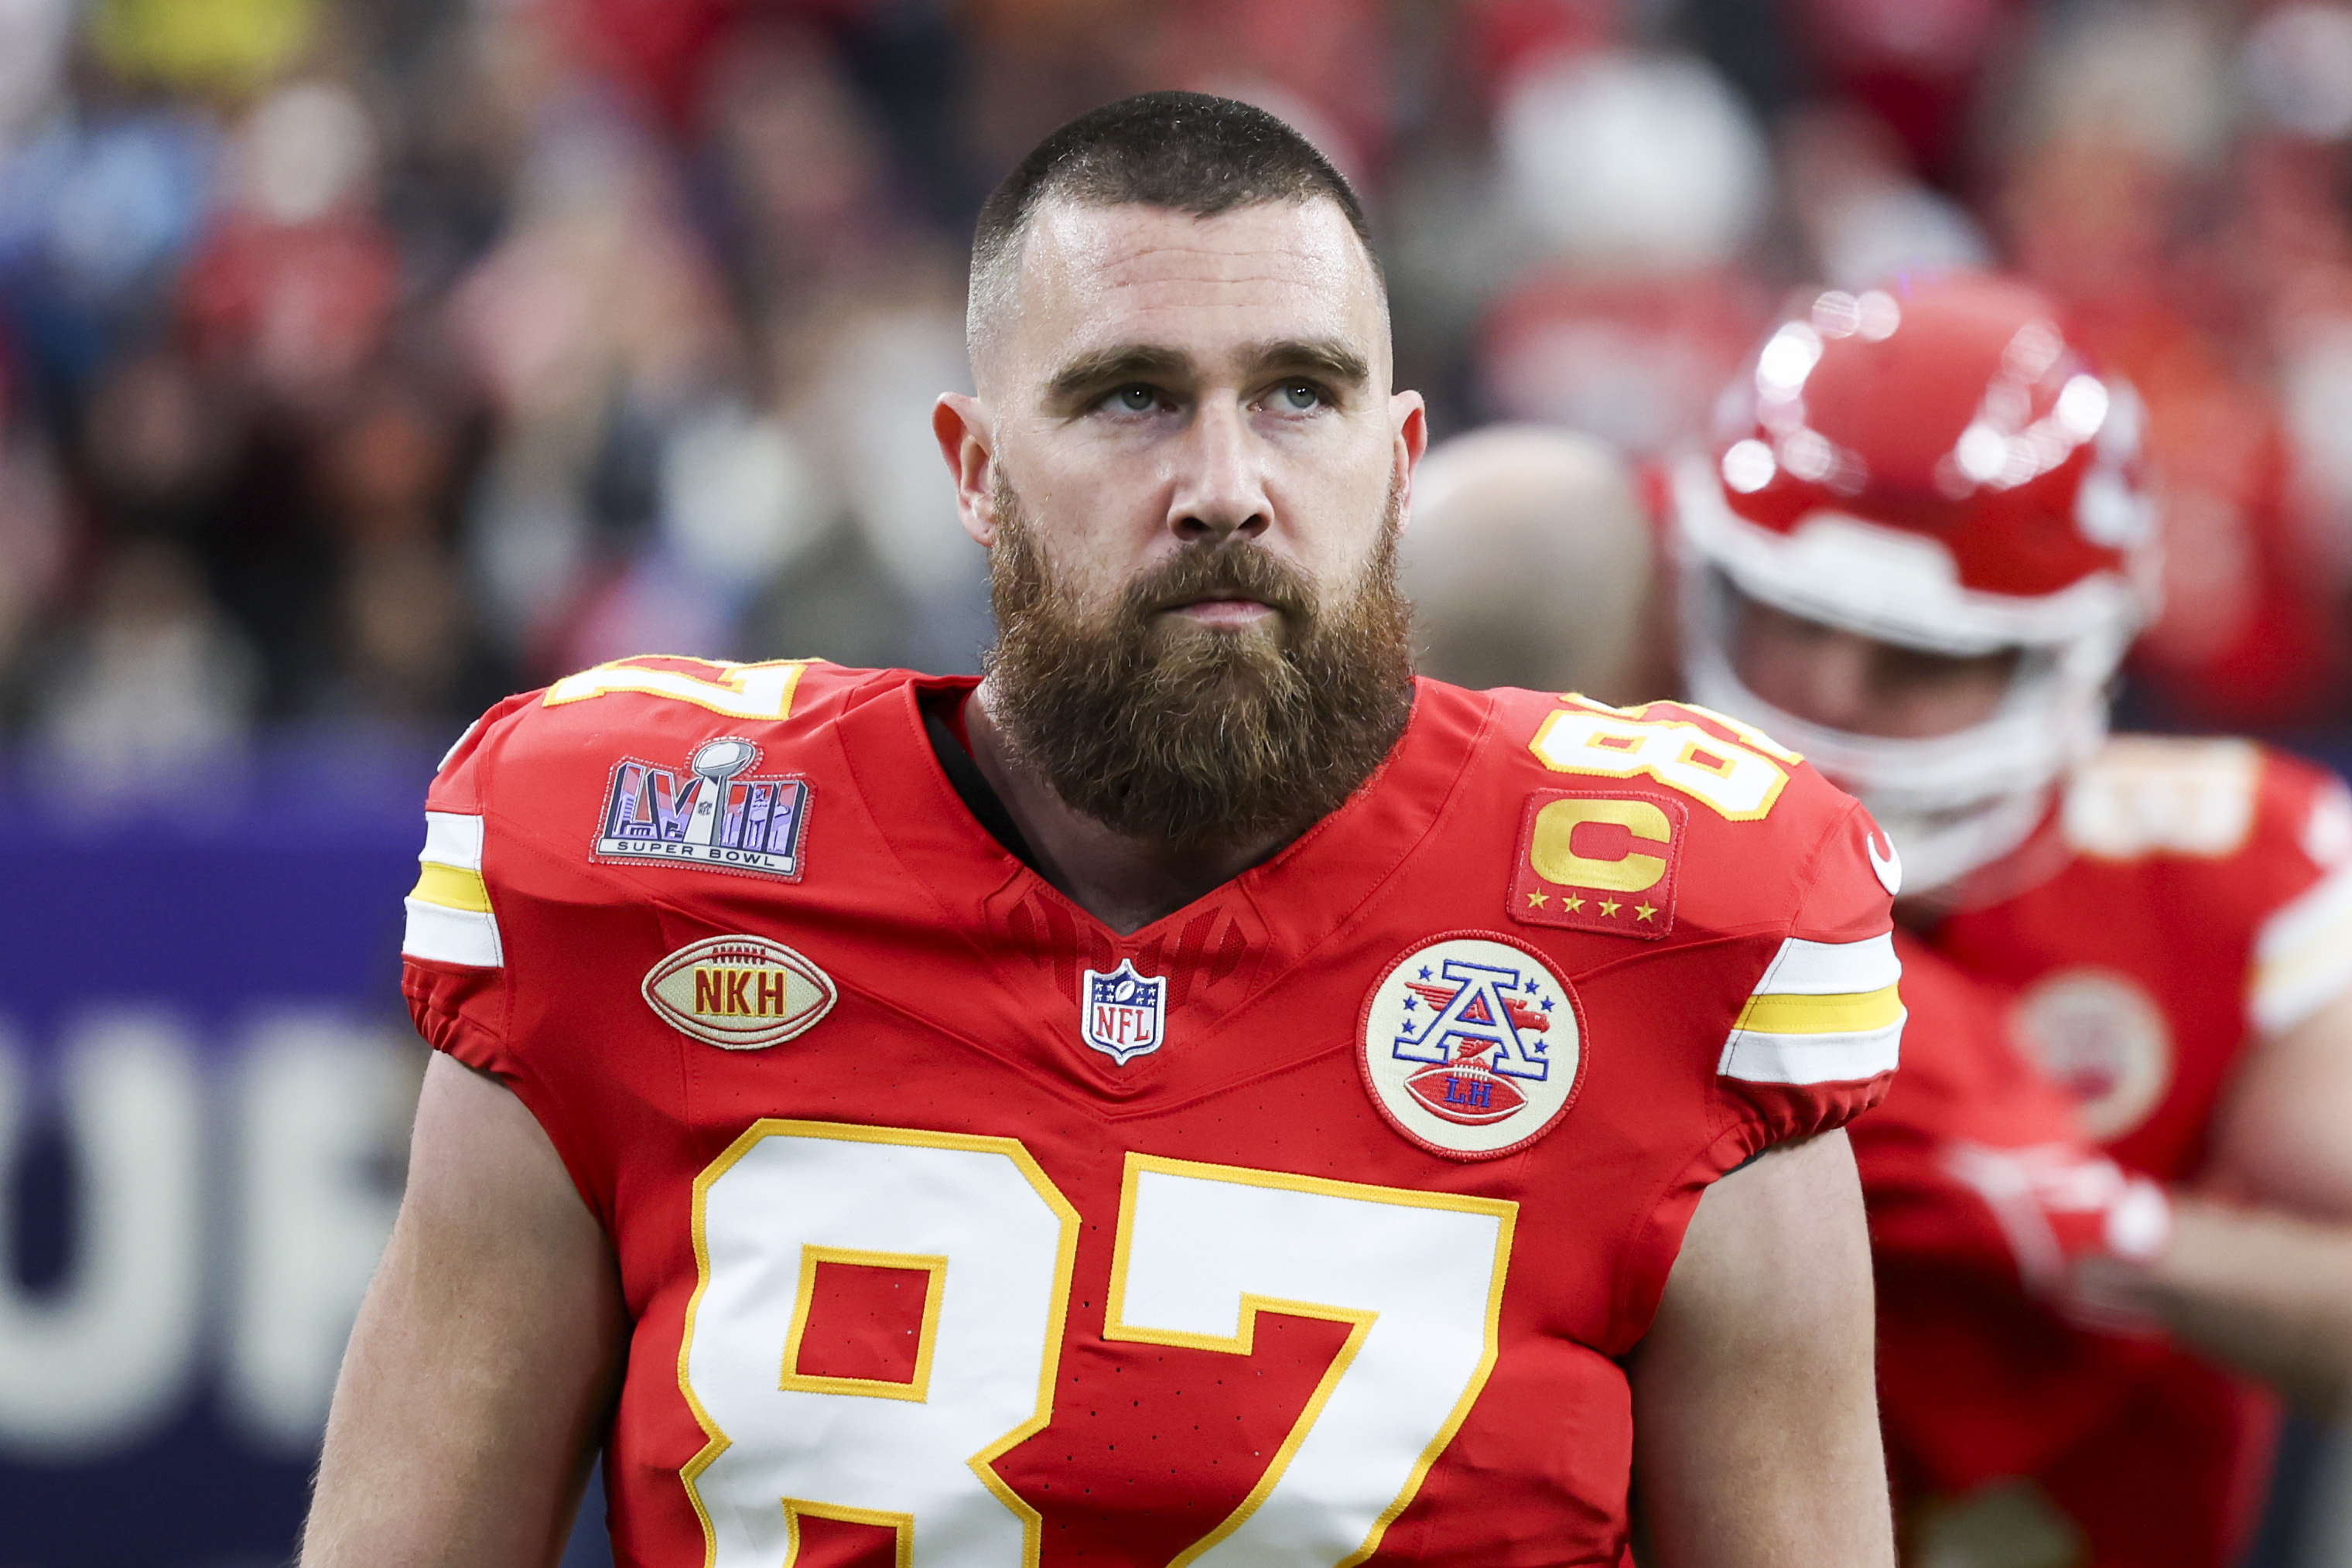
<box><xmin>1079</xmin><ymin>959</ymin><xmax>1167</xmax><ymax>1065</ymax></box>
<box><xmin>644</xmin><ymin>935</ymin><xmax>836</xmax><ymax>1049</ymax></box>
<box><xmin>595</xmin><ymin>737</ymin><xmax>811</xmax><ymax>880</ymax></box>
<box><xmin>1359</xmin><ymin>934</ymin><xmax>1585</xmax><ymax>1160</ymax></box>
<box><xmin>1509</xmin><ymin>789</ymin><xmax>1687</xmax><ymax>940</ymax></box>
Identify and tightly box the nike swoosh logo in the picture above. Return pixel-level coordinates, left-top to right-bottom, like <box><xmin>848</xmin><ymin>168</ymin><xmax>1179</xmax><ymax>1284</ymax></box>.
<box><xmin>1866</xmin><ymin>831</ymin><xmax>1902</xmax><ymax>897</ymax></box>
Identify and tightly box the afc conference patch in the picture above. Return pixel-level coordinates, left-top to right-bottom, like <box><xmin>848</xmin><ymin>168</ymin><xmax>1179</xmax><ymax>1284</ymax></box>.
<box><xmin>1359</xmin><ymin>932</ymin><xmax>1585</xmax><ymax>1160</ymax></box>
<box><xmin>593</xmin><ymin>736</ymin><xmax>810</xmax><ymax>880</ymax></box>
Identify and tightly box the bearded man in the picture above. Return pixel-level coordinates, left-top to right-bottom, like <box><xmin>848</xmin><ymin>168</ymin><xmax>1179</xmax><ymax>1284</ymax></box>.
<box><xmin>302</xmin><ymin>94</ymin><xmax>1906</xmax><ymax>1567</ymax></box>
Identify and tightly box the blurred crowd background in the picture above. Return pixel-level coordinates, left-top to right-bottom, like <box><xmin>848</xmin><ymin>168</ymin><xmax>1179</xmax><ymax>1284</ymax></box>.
<box><xmin>11</xmin><ymin>0</ymin><xmax>2352</xmax><ymax>1563</ymax></box>
<box><xmin>14</xmin><ymin>0</ymin><xmax>2352</xmax><ymax>798</ymax></box>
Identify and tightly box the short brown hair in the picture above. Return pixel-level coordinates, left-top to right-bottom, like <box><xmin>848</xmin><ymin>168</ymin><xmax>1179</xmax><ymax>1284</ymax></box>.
<box><xmin>967</xmin><ymin>91</ymin><xmax>1378</xmax><ymax>355</ymax></box>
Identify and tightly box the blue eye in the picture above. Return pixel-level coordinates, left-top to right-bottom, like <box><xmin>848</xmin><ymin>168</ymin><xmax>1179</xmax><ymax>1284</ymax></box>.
<box><xmin>1108</xmin><ymin>385</ymin><xmax>1157</xmax><ymax>413</ymax></box>
<box><xmin>1274</xmin><ymin>382</ymin><xmax>1323</xmax><ymax>412</ymax></box>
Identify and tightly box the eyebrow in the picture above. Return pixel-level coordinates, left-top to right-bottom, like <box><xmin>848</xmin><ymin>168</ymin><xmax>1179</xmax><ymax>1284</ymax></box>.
<box><xmin>1044</xmin><ymin>345</ymin><xmax>1195</xmax><ymax>408</ymax></box>
<box><xmin>1251</xmin><ymin>338</ymin><xmax>1371</xmax><ymax>391</ymax></box>
<box><xmin>1043</xmin><ymin>338</ymin><xmax>1373</xmax><ymax>412</ymax></box>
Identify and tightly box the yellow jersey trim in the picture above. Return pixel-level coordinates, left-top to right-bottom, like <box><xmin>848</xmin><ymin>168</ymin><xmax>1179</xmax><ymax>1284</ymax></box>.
<box><xmin>1732</xmin><ymin>983</ymin><xmax>1903</xmax><ymax>1036</ymax></box>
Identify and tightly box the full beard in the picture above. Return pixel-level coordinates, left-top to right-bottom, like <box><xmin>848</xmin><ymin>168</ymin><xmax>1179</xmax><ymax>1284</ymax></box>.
<box><xmin>984</xmin><ymin>477</ymin><xmax>1416</xmax><ymax>852</ymax></box>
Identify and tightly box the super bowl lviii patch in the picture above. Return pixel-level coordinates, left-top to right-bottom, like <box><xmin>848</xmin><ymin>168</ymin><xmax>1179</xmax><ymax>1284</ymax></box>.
<box><xmin>643</xmin><ymin>935</ymin><xmax>836</xmax><ymax>1049</ymax></box>
<box><xmin>1509</xmin><ymin>789</ymin><xmax>1686</xmax><ymax>940</ymax></box>
<box><xmin>1359</xmin><ymin>934</ymin><xmax>1584</xmax><ymax>1160</ymax></box>
<box><xmin>596</xmin><ymin>737</ymin><xmax>809</xmax><ymax>880</ymax></box>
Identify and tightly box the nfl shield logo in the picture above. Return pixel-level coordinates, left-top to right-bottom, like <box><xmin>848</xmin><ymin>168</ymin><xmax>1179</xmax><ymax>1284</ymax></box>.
<box><xmin>1080</xmin><ymin>959</ymin><xmax>1167</xmax><ymax>1065</ymax></box>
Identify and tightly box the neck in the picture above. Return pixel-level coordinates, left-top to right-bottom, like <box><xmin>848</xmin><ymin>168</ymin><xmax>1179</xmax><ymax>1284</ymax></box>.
<box><xmin>963</xmin><ymin>684</ymin><xmax>1298</xmax><ymax>935</ymax></box>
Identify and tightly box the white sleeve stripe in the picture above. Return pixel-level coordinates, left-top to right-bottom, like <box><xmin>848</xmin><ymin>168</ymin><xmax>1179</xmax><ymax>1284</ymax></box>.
<box><xmin>2252</xmin><ymin>860</ymin><xmax>2352</xmax><ymax>1033</ymax></box>
<box><xmin>2254</xmin><ymin>941</ymin><xmax>2352</xmax><ymax>1037</ymax></box>
<box><xmin>2255</xmin><ymin>859</ymin><xmax>2352</xmax><ymax>962</ymax></box>
<box><xmin>1749</xmin><ymin>933</ymin><xmax>1901</xmax><ymax>996</ymax></box>
<box><xmin>1718</xmin><ymin>1016</ymin><xmax>1904</xmax><ymax>1085</ymax></box>
<box><xmin>421</xmin><ymin>810</ymin><xmax>486</xmax><ymax>871</ymax></box>
<box><xmin>2251</xmin><ymin>860</ymin><xmax>2352</xmax><ymax>1034</ymax></box>
<box><xmin>402</xmin><ymin>898</ymin><xmax>504</xmax><ymax>968</ymax></box>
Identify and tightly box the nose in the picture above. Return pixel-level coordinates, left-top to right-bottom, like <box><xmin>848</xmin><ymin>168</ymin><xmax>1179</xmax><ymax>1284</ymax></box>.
<box><xmin>1796</xmin><ymin>634</ymin><xmax>1880</xmax><ymax>729</ymax></box>
<box><xmin>1166</xmin><ymin>396</ymin><xmax>1270</xmax><ymax>543</ymax></box>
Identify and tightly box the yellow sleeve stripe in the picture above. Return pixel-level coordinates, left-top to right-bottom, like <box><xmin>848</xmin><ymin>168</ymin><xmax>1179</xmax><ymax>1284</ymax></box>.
<box><xmin>410</xmin><ymin>861</ymin><xmax>493</xmax><ymax>914</ymax></box>
<box><xmin>1732</xmin><ymin>984</ymin><xmax>1903</xmax><ymax>1036</ymax></box>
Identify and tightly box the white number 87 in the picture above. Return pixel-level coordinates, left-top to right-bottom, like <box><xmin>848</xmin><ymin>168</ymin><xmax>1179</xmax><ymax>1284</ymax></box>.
<box><xmin>681</xmin><ymin>1122</ymin><xmax>1517</xmax><ymax>1568</ymax></box>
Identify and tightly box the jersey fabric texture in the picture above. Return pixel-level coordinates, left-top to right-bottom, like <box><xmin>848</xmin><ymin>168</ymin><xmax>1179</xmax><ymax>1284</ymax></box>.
<box><xmin>401</xmin><ymin>656</ymin><xmax>1900</xmax><ymax>1568</ymax></box>
<box><xmin>1858</xmin><ymin>736</ymin><xmax>2352</xmax><ymax>1568</ymax></box>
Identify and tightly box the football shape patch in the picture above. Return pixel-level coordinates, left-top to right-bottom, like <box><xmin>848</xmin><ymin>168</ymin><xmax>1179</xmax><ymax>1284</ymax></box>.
<box><xmin>643</xmin><ymin>935</ymin><xmax>836</xmax><ymax>1050</ymax></box>
<box><xmin>1359</xmin><ymin>934</ymin><xmax>1585</xmax><ymax>1160</ymax></box>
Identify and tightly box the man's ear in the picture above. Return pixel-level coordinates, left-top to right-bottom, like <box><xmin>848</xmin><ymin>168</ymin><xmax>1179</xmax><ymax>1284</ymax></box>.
<box><xmin>935</xmin><ymin>393</ymin><xmax>999</xmax><ymax>547</ymax></box>
<box><xmin>1390</xmin><ymin>390</ymin><xmax>1429</xmax><ymax>537</ymax></box>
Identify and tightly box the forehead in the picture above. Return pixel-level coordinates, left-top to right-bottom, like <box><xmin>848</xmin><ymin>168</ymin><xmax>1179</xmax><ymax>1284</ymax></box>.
<box><xmin>1004</xmin><ymin>199</ymin><xmax>1384</xmax><ymax>374</ymax></box>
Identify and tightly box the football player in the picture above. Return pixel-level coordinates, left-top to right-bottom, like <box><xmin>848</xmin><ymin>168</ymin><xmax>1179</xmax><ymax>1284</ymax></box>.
<box><xmin>303</xmin><ymin>94</ymin><xmax>1909</xmax><ymax>1566</ymax></box>
<box><xmin>1675</xmin><ymin>269</ymin><xmax>2352</xmax><ymax>1566</ymax></box>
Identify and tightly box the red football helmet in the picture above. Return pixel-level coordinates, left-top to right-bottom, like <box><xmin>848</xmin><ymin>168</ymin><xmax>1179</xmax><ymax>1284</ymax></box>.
<box><xmin>1676</xmin><ymin>272</ymin><xmax>2155</xmax><ymax>891</ymax></box>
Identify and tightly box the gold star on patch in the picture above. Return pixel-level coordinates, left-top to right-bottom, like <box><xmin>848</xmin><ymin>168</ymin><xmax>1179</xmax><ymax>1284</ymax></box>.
<box><xmin>1598</xmin><ymin>899</ymin><xmax>1622</xmax><ymax>917</ymax></box>
<box><xmin>1526</xmin><ymin>890</ymin><xmax>1549</xmax><ymax>908</ymax></box>
<box><xmin>1561</xmin><ymin>893</ymin><xmax>1585</xmax><ymax>911</ymax></box>
<box><xmin>1636</xmin><ymin>902</ymin><xmax>1657</xmax><ymax>921</ymax></box>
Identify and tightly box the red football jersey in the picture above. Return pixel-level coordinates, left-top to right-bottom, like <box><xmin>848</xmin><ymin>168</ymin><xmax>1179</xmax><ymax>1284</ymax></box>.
<box><xmin>1862</xmin><ymin>736</ymin><xmax>2352</xmax><ymax>1568</ymax></box>
<box><xmin>400</xmin><ymin>658</ymin><xmax>1901</xmax><ymax>1568</ymax></box>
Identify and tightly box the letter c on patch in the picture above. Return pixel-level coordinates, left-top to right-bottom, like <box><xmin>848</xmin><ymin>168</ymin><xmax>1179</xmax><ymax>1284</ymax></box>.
<box><xmin>1529</xmin><ymin>797</ymin><xmax>1672</xmax><ymax>892</ymax></box>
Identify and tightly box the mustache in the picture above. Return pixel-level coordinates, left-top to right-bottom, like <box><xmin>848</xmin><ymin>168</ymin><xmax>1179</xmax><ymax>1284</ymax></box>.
<box><xmin>1120</xmin><ymin>540</ymin><xmax>1316</xmax><ymax>622</ymax></box>
<box><xmin>984</xmin><ymin>473</ymin><xmax>1414</xmax><ymax>849</ymax></box>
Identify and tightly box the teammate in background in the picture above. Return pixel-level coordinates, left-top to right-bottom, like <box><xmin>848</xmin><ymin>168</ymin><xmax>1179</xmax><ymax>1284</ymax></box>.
<box><xmin>302</xmin><ymin>94</ymin><xmax>1906</xmax><ymax>1566</ymax></box>
<box><xmin>1402</xmin><ymin>425</ymin><xmax>1664</xmax><ymax>705</ymax></box>
<box><xmin>1675</xmin><ymin>270</ymin><xmax>2352</xmax><ymax>1566</ymax></box>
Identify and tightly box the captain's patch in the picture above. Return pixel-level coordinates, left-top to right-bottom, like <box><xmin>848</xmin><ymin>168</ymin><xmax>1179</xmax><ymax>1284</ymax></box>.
<box><xmin>1510</xmin><ymin>789</ymin><xmax>1686</xmax><ymax>940</ymax></box>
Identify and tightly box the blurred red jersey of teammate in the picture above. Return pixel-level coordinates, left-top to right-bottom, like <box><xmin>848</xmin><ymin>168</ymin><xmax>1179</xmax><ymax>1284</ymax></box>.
<box><xmin>1891</xmin><ymin>738</ymin><xmax>2352</xmax><ymax>1563</ymax></box>
<box><xmin>399</xmin><ymin>658</ymin><xmax>1900</xmax><ymax>1567</ymax></box>
<box><xmin>1854</xmin><ymin>740</ymin><xmax>2352</xmax><ymax>1563</ymax></box>
<box><xmin>1674</xmin><ymin>270</ymin><xmax>2352</xmax><ymax>1566</ymax></box>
